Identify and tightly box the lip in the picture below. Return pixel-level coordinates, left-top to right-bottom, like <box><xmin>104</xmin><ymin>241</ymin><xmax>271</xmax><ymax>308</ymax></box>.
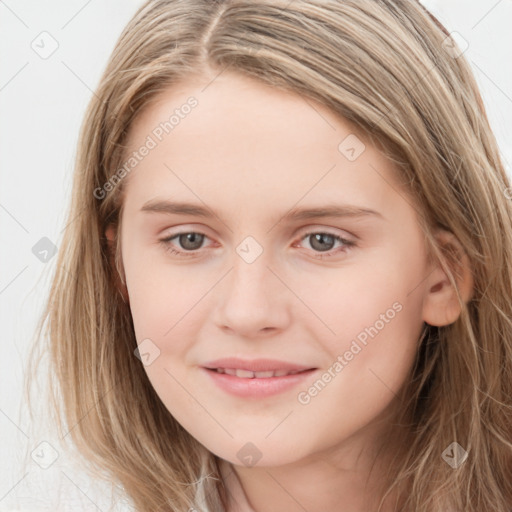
<box><xmin>202</xmin><ymin>357</ymin><xmax>314</xmax><ymax>373</ymax></box>
<box><xmin>200</xmin><ymin>358</ymin><xmax>318</xmax><ymax>398</ymax></box>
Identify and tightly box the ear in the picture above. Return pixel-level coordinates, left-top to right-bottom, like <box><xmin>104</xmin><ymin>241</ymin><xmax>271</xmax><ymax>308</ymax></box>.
<box><xmin>422</xmin><ymin>230</ymin><xmax>474</xmax><ymax>327</ymax></box>
<box><xmin>105</xmin><ymin>224</ymin><xmax>130</xmax><ymax>305</ymax></box>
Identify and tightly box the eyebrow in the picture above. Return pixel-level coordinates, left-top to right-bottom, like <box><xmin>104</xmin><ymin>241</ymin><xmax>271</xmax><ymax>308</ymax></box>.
<box><xmin>140</xmin><ymin>199</ymin><xmax>384</xmax><ymax>223</ymax></box>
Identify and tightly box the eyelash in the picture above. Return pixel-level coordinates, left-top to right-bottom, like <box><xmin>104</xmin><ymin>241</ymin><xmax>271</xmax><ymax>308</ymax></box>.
<box><xmin>158</xmin><ymin>230</ymin><xmax>356</xmax><ymax>260</ymax></box>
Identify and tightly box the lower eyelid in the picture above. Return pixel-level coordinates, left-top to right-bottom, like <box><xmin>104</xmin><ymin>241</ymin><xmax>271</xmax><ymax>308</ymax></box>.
<box><xmin>297</xmin><ymin>231</ymin><xmax>355</xmax><ymax>248</ymax></box>
<box><xmin>160</xmin><ymin>230</ymin><xmax>355</xmax><ymax>255</ymax></box>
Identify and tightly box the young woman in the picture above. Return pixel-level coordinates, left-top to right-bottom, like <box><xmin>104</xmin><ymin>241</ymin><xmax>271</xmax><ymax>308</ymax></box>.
<box><xmin>28</xmin><ymin>0</ymin><xmax>512</xmax><ymax>510</ymax></box>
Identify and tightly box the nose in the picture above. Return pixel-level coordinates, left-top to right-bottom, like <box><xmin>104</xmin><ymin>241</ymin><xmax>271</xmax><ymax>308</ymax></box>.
<box><xmin>212</xmin><ymin>247</ymin><xmax>291</xmax><ymax>338</ymax></box>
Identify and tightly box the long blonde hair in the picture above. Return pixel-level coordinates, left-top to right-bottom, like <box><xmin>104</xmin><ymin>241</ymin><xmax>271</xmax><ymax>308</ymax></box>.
<box><xmin>26</xmin><ymin>0</ymin><xmax>512</xmax><ymax>510</ymax></box>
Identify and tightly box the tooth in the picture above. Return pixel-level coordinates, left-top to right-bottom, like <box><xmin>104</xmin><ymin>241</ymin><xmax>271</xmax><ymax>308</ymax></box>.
<box><xmin>253</xmin><ymin>370</ymin><xmax>276</xmax><ymax>378</ymax></box>
<box><xmin>217</xmin><ymin>368</ymin><xmax>301</xmax><ymax>378</ymax></box>
<box><xmin>235</xmin><ymin>369</ymin><xmax>255</xmax><ymax>378</ymax></box>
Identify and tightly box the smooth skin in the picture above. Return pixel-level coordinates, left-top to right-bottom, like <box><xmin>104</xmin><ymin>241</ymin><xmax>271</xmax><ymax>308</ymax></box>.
<box><xmin>106</xmin><ymin>71</ymin><xmax>473</xmax><ymax>512</ymax></box>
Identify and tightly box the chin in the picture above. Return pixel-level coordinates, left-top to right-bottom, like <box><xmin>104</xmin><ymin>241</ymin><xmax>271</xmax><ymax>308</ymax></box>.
<box><xmin>207</xmin><ymin>439</ymin><xmax>307</xmax><ymax>469</ymax></box>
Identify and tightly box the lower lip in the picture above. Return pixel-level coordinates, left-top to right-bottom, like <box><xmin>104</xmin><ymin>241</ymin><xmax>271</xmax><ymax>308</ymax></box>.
<box><xmin>201</xmin><ymin>367</ymin><xmax>317</xmax><ymax>398</ymax></box>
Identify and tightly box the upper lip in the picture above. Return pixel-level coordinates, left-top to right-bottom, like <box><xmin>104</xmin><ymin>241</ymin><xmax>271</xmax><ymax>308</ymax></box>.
<box><xmin>202</xmin><ymin>357</ymin><xmax>315</xmax><ymax>373</ymax></box>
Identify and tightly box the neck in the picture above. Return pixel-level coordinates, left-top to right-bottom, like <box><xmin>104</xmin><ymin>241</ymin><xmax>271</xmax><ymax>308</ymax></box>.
<box><xmin>218</xmin><ymin>421</ymin><xmax>407</xmax><ymax>512</ymax></box>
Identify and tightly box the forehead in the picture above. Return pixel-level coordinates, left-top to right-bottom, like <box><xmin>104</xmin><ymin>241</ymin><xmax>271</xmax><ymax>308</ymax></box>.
<box><xmin>120</xmin><ymin>72</ymin><xmax>405</xmax><ymax>220</ymax></box>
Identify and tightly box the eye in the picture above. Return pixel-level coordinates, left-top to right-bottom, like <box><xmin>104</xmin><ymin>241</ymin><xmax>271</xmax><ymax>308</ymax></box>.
<box><xmin>158</xmin><ymin>229</ymin><xmax>356</xmax><ymax>259</ymax></box>
<box><xmin>295</xmin><ymin>230</ymin><xmax>356</xmax><ymax>259</ymax></box>
<box><xmin>159</xmin><ymin>231</ymin><xmax>211</xmax><ymax>258</ymax></box>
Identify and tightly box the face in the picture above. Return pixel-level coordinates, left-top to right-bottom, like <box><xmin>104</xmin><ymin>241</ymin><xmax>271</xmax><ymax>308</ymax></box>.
<box><xmin>117</xmin><ymin>71</ymin><xmax>432</xmax><ymax>468</ymax></box>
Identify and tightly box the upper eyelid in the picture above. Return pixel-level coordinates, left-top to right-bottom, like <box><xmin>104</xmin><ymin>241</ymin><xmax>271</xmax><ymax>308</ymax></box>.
<box><xmin>160</xmin><ymin>222</ymin><xmax>355</xmax><ymax>236</ymax></box>
<box><xmin>161</xmin><ymin>226</ymin><xmax>355</xmax><ymax>247</ymax></box>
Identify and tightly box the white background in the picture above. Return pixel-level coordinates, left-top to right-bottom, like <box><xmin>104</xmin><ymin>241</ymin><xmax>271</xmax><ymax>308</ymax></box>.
<box><xmin>1</xmin><ymin>0</ymin><xmax>511</xmax><ymax>510</ymax></box>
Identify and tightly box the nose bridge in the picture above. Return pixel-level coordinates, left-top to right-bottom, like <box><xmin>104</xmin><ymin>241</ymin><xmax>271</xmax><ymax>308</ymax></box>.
<box><xmin>213</xmin><ymin>233</ymin><xmax>290</xmax><ymax>334</ymax></box>
<box><xmin>230</xmin><ymin>234</ymin><xmax>274</xmax><ymax>299</ymax></box>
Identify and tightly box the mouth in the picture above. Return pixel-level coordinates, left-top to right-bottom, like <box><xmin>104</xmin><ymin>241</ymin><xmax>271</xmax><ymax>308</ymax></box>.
<box><xmin>201</xmin><ymin>362</ymin><xmax>318</xmax><ymax>398</ymax></box>
<box><xmin>204</xmin><ymin>367</ymin><xmax>314</xmax><ymax>378</ymax></box>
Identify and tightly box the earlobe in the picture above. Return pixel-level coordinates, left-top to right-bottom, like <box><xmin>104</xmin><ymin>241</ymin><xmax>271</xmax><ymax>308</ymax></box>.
<box><xmin>422</xmin><ymin>230</ymin><xmax>474</xmax><ymax>327</ymax></box>
<box><xmin>105</xmin><ymin>224</ymin><xmax>130</xmax><ymax>305</ymax></box>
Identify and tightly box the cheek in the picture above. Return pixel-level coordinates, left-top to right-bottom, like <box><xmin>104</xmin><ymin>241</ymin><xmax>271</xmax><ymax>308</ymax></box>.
<box><xmin>300</xmin><ymin>251</ymin><xmax>425</xmax><ymax>348</ymax></box>
<box><xmin>123</xmin><ymin>240</ymin><xmax>209</xmax><ymax>344</ymax></box>
<box><xmin>124</xmin><ymin>262</ymin><xmax>216</xmax><ymax>415</ymax></box>
<box><xmin>298</xmin><ymin>253</ymin><xmax>425</xmax><ymax>407</ymax></box>
<box><xmin>124</xmin><ymin>263</ymin><xmax>209</xmax><ymax>423</ymax></box>
<box><xmin>293</xmin><ymin>299</ymin><xmax>422</xmax><ymax>454</ymax></box>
